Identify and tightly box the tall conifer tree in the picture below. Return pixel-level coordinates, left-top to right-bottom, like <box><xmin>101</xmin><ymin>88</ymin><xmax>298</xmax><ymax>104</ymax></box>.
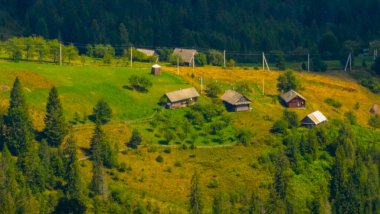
<box><xmin>189</xmin><ymin>170</ymin><xmax>203</xmax><ymax>214</ymax></box>
<box><xmin>44</xmin><ymin>87</ymin><xmax>67</xmax><ymax>147</ymax></box>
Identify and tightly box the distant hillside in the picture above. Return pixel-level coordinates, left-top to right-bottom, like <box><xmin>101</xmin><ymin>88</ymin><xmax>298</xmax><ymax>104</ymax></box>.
<box><xmin>0</xmin><ymin>0</ymin><xmax>380</xmax><ymax>52</ymax></box>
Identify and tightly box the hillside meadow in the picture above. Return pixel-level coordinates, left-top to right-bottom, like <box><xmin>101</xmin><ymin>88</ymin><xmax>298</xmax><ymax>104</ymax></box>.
<box><xmin>0</xmin><ymin>60</ymin><xmax>379</xmax><ymax>212</ymax></box>
<box><xmin>165</xmin><ymin>66</ymin><xmax>380</xmax><ymax>138</ymax></box>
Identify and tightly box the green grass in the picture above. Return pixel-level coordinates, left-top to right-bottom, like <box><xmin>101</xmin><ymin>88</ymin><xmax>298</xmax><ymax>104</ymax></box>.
<box><xmin>0</xmin><ymin>60</ymin><xmax>189</xmax><ymax>127</ymax></box>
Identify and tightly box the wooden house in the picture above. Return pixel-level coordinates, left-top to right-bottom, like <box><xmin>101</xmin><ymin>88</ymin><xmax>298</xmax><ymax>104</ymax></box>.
<box><xmin>280</xmin><ymin>90</ymin><xmax>306</xmax><ymax>108</ymax></box>
<box><xmin>151</xmin><ymin>64</ymin><xmax>161</xmax><ymax>75</ymax></box>
<box><xmin>221</xmin><ymin>90</ymin><xmax>251</xmax><ymax>112</ymax></box>
<box><xmin>301</xmin><ymin>111</ymin><xmax>328</xmax><ymax>128</ymax></box>
<box><xmin>173</xmin><ymin>48</ymin><xmax>198</xmax><ymax>66</ymax></box>
<box><xmin>164</xmin><ymin>88</ymin><xmax>200</xmax><ymax>109</ymax></box>
<box><xmin>370</xmin><ymin>104</ymin><xmax>379</xmax><ymax>115</ymax></box>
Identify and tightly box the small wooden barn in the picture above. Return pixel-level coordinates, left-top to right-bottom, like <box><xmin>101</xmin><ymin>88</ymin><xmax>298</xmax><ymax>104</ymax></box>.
<box><xmin>280</xmin><ymin>90</ymin><xmax>306</xmax><ymax>108</ymax></box>
<box><xmin>173</xmin><ymin>48</ymin><xmax>198</xmax><ymax>66</ymax></box>
<box><xmin>370</xmin><ymin>104</ymin><xmax>379</xmax><ymax>114</ymax></box>
<box><xmin>221</xmin><ymin>90</ymin><xmax>251</xmax><ymax>112</ymax></box>
<box><xmin>164</xmin><ymin>88</ymin><xmax>200</xmax><ymax>109</ymax></box>
<box><xmin>151</xmin><ymin>64</ymin><xmax>161</xmax><ymax>75</ymax></box>
<box><xmin>301</xmin><ymin>111</ymin><xmax>328</xmax><ymax>128</ymax></box>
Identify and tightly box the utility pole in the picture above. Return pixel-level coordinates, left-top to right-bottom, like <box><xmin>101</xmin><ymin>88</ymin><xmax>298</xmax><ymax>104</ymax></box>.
<box><xmin>192</xmin><ymin>53</ymin><xmax>195</xmax><ymax>69</ymax></box>
<box><xmin>223</xmin><ymin>50</ymin><xmax>226</xmax><ymax>68</ymax></box>
<box><xmin>262</xmin><ymin>52</ymin><xmax>270</xmax><ymax>71</ymax></box>
<box><xmin>307</xmin><ymin>53</ymin><xmax>310</xmax><ymax>72</ymax></box>
<box><xmin>200</xmin><ymin>76</ymin><xmax>203</xmax><ymax>95</ymax></box>
<box><xmin>344</xmin><ymin>53</ymin><xmax>352</xmax><ymax>71</ymax></box>
<box><xmin>130</xmin><ymin>47</ymin><xmax>133</xmax><ymax>68</ymax></box>
<box><xmin>177</xmin><ymin>56</ymin><xmax>179</xmax><ymax>75</ymax></box>
<box><xmin>59</xmin><ymin>44</ymin><xmax>62</xmax><ymax>66</ymax></box>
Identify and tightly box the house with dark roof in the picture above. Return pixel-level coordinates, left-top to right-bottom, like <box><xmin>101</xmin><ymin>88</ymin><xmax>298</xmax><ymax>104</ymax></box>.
<box><xmin>173</xmin><ymin>48</ymin><xmax>198</xmax><ymax>66</ymax></box>
<box><xmin>301</xmin><ymin>111</ymin><xmax>328</xmax><ymax>128</ymax></box>
<box><xmin>280</xmin><ymin>90</ymin><xmax>306</xmax><ymax>108</ymax></box>
<box><xmin>221</xmin><ymin>90</ymin><xmax>251</xmax><ymax>112</ymax></box>
<box><xmin>164</xmin><ymin>88</ymin><xmax>200</xmax><ymax>109</ymax></box>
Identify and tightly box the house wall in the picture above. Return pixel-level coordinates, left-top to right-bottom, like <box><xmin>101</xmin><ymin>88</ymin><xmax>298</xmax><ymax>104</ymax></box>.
<box><xmin>167</xmin><ymin>97</ymin><xmax>198</xmax><ymax>109</ymax></box>
<box><xmin>287</xmin><ymin>97</ymin><xmax>306</xmax><ymax>108</ymax></box>
<box><xmin>235</xmin><ymin>104</ymin><xmax>250</xmax><ymax>112</ymax></box>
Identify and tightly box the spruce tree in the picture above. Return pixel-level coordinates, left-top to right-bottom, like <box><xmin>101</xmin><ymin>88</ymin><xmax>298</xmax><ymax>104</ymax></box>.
<box><xmin>5</xmin><ymin>77</ymin><xmax>34</xmax><ymax>156</ymax></box>
<box><xmin>90</xmin><ymin>143</ymin><xmax>106</xmax><ymax>197</ymax></box>
<box><xmin>0</xmin><ymin>144</ymin><xmax>18</xmax><ymax>213</ymax></box>
<box><xmin>128</xmin><ymin>129</ymin><xmax>142</xmax><ymax>149</ymax></box>
<box><xmin>44</xmin><ymin>87</ymin><xmax>67</xmax><ymax>147</ymax></box>
<box><xmin>189</xmin><ymin>171</ymin><xmax>203</xmax><ymax>214</ymax></box>
<box><xmin>212</xmin><ymin>193</ymin><xmax>223</xmax><ymax>214</ymax></box>
<box><xmin>64</xmin><ymin>136</ymin><xmax>82</xmax><ymax>200</ymax></box>
<box><xmin>90</xmin><ymin>122</ymin><xmax>106</xmax><ymax>162</ymax></box>
<box><xmin>90</xmin><ymin>122</ymin><xmax>117</xmax><ymax>168</ymax></box>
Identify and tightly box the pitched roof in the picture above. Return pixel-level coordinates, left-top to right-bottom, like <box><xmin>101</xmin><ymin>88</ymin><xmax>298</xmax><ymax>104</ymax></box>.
<box><xmin>152</xmin><ymin>64</ymin><xmax>161</xmax><ymax>68</ymax></box>
<box><xmin>302</xmin><ymin>111</ymin><xmax>328</xmax><ymax>125</ymax></box>
<box><xmin>221</xmin><ymin>90</ymin><xmax>251</xmax><ymax>105</ymax></box>
<box><xmin>165</xmin><ymin>88</ymin><xmax>200</xmax><ymax>103</ymax></box>
<box><xmin>137</xmin><ymin>48</ymin><xmax>156</xmax><ymax>56</ymax></box>
<box><xmin>173</xmin><ymin>48</ymin><xmax>198</xmax><ymax>63</ymax></box>
<box><xmin>280</xmin><ymin>90</ymin><xmax>306</xmax><ymax>103</ymax></box>
<box><xmin>370</xmin><ymin>104</ymin><xmax>379</xmax><ymax>114</ymax></box>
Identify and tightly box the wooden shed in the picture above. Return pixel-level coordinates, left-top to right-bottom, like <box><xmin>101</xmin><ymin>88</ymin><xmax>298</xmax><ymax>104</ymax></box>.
<box><xmin>173</xmin><ymin>48</ymin><xmax>198</xmax><ymax>66</ymax></box>
<box><xmin>280</xmin><ymin>90</ymin><xmax>306</xmax><ymax>108</ymax></box>
<box><xmin>221</xmin><ymin>90</ymin><xmax>251</xmax><ymax>112</ymax></box>
<box><xmin>301</xmin><ymin>111</ymin><xmax>328</xmax><ymax>128</ymax></box>
<box><xmin>151</xmin><ymin>64</ymin><xmax>161</xmax><ymax>75</ymax></box>
<box><xmin>370</xmin><ymin>104</ymin><xmax>379</xmax><ymax>114</ymax></box>
<box><xmin>164</xmin><ymin>88</ymin><xmax>200</xmax><ymax>109</ymax></box>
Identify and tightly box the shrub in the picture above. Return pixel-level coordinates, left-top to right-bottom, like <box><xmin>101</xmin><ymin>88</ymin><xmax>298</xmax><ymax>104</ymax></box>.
<box><xmin>344</xmin><ymin>111</ymin><xmax>357</xmax><ymax>125</ymax></box>
<box><xmin>369</xmin><ymin>115</ymin><xmax>380</xmax><ymax>128</ymax></box>
<box><xmin>163</xmin><ymin>148</ymin><xmax>171</xmax><ymax>154</ymax></box>
<box><xmin>118</xmin><ymin>162</ymin><xmax>127</xmax><ymax>172</ymax></box>
<box><xmin>235</xmin><ymin>82</ymin><xmax>252</xmax><ymax>96</ymax></box>
<box><xmin>324</xmin><ymin>98</ymin><xmax>342</xmax><ymax>108</ymax></box>
<box><xmin>156</xmin><ymin>155</ymin><xmax>164</xmax><ymax>163</ymax></box>
<box><xmin>128</xmin><ymin>129</ymin><xmax>142</xmax><ymax>149</ymax></box>
<box><xmin>207</xmin><ymin>49</ymin><xmax>224</xmax><ymax>66</ymax></box>
<box><xmin>236</xmin><ymin>129</ymin><xmax>252</xmax><ymax>146</ymax></box>
<box><xmin>207</xmin><ymin>179</ymin><xmax>219</xmax><ymax>188</ymax></box>
<box><xmin>195</xmin><ymin>52</ymin><xmax>207</xmax><ymax>66</ymax></box>
<box><xmin>206</xmin><ymin>82</ymin><xmax>222</xmax><ymax>98</ymax></box>
<box><xmin>283</xmin><ymin>110</ymin><xmax>299</xmax><ymax>128</ymax></box>
<box><xmin>227</xmin><ymin>59</ymin><xmax>236</xmax><ymax>67</ymax></box>
<box><xmin>92</xmin><ymin>99</ymin><xmax>112</xmax><ymax>124</ymax></box>
<box><xmin>128</xmin><ymin>75</ymin><xmax>153</xmax><ymax>92</ymax></box>
<box><xmin>277</xmin><ymin>70</ymin><xmax>301</xmax><ymax>92</ymax></box>
<box><xmin>271</xmin><ymin>120</ymin><xmax>289</xmax><ymax>134</ymax></box>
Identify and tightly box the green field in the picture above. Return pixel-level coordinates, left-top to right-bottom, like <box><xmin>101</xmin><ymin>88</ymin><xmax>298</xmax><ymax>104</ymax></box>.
<box><xmin>0</xmin><ymin>60</ymin><xmax>189</xmax><ymax>128</ymax></box>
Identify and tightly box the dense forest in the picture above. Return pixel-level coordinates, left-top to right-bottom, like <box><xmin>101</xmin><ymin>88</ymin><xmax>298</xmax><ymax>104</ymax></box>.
<box><xmin>0</xmin><ymin>0</ymin><xmax>380</xmax><ymax>52</ymax></box>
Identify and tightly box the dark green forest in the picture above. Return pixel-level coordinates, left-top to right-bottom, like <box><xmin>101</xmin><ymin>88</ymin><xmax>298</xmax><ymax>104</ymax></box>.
<box><xmin>1</xmin><ymin>0</ymin><xmax>380</xmax><ymax>52</ymax></box>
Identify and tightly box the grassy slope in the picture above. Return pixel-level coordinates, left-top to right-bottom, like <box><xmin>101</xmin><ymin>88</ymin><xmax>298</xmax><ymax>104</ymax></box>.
<box><xmin>0</xmin><ymin>60</ymin><xmax>188</xmax><ymax>129</ymax></box>
<box><xmin>1</xmin><ymin>61</ymin><xmax>379</xmax><ymax>212</ymax></box>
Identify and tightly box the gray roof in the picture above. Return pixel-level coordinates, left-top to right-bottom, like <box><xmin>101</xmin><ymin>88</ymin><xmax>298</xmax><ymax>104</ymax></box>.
<box><xmin>302</xmin><ymin>110</ymin><xmax>328</xmax><ymax>125</ymax></box>
<box><xmin>137</xmin><ymin>48</ymin><xmax>156</xmax><ymax>56</ymax></box>
<box><xmin>173</xmin><ymin>48</ymin><xmax>198</xmax><ymax>63</ymax></box>
<box><xmin>221</xmin><ymin>90</ymin><xmax>251</xmax><ymax>105</ymax></box>
<box><xmin>165</xmin><ymin>88</ymin><xmax>200</xmax><ymax>103</ymax></box>
<box><xmin>280</xmin><ymin>90</ymin><xmax>306</xmax><ymax>103</ymax></box>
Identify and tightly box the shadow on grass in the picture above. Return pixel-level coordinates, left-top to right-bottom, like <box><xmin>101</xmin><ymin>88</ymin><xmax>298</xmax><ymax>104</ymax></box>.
<box><xmin>158</xmin><ymin>140</ymin><xmax>169</xmax><ymax>145</ymax></box>
<box><xmin>79</xmin><ymin>147</ymin><xmax>91</xmax><ymax>157</ymax></box>
<box><xmin>122</xmin><ymin>85</ymin><xmax>149</xmax><ymax>93</ymax></box>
